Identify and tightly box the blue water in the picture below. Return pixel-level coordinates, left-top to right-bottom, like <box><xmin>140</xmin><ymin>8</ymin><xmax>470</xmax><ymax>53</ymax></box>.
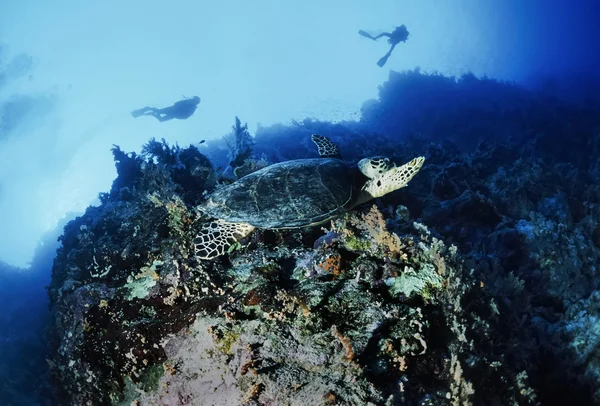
<box><xmin>1</xmin><ymin>1</ymin><xmax>599</xmax><ymax>405</ymax></box>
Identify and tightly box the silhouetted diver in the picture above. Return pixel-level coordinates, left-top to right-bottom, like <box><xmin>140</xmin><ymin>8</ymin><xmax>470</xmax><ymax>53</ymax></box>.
<box><xmin>358</xmin><ymin>25</ymin><xmax>410</xmax><ymax>67</ymax></box>
<box><xmin>131</xmin><ymin>96</ymin><xmax>200</xmax><ymax>122</ymax></box>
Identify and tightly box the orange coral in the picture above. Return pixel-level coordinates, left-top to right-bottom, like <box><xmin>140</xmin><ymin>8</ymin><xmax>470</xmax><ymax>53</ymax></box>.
<box><xmin>323</xmin><ymin>391</ymin><xmax>338</xmax><ymax>405</ymax></box>
<box><xmin>331</xmin><ymin>325</ymin><xmax>355</xmax><ymax>361</ymax></box>
<box><xmin>244</xmin><ymin>383</ymin><xmax>264</xmax><ymax>402</ymax></box>
<box><xmin>318</xmin><ymin>253</ymin><xmax>343</xmax><ymax>276</ymax></box>
<box><xmin>352</xmin><ymin>205</ymin><xmax>407</xmax><ymax>256</ymax></box>
<box><xmin>244</xmin><ymin>289</ymin><xmax>262</xmax><ymax>306</ymax></box>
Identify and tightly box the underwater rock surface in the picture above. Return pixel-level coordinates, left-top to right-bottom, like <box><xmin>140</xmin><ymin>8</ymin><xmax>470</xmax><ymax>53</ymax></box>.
<box><xmin>47</xmin><ymin>71</ymin><xmax>600</xmax><ymax>405</ymax></box>
<box><xmin>47</xmin><ymin>145</ymin><xmax>487</xmax><ymax>405</ymax></box>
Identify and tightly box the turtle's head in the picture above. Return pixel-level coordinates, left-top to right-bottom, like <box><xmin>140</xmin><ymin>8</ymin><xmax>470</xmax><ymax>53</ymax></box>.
<box><xmin>359</xmin><ymin>156</ymin><xmax>425</xmax><ymax>200</ymax></box>
<box><xmin>358</xmin><ymin>156</ymin><xmax>395</xmax><ymax>179</ymax></box>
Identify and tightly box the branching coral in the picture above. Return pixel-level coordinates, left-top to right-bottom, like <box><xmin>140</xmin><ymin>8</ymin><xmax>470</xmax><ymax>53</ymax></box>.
<box><xmin>141</xmin><ymin>137</ymin><xmax>183</xmax><ymax>168</ymax></box>
<box><xmin>225</xmin><ymin>116</ymin><xmax>255</xmax><ymax>170</ymax></box>
<box><xmin>349</xmin><ymin>205</ymin><xmax>408</xmax><ymax>257</ymax></box>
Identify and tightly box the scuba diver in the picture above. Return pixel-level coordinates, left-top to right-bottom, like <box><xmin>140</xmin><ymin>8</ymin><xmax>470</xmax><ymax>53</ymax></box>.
<box><xmin>131</xmin><ymin>96</ymin><xmax>201</xmax><ymax>122</ymax></box>
<box><xmin>358</xmin><ymin>25</ymin><xmax>410</xmax><ymax>67</ymax></box>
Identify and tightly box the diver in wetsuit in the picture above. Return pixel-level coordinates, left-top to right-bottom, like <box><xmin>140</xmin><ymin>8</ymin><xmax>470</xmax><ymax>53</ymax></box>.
<box><xmin>358</xmin><ymin>25</ymin><xmax>410</xmax><ymax>67</ymax></box>
<box><xmin>131</xmin><ymin>96</ymin><xmax>201</xmax><ymax>122</ymax></box>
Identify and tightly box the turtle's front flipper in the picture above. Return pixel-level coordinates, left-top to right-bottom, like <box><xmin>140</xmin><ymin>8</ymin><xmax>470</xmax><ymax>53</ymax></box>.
<box><xmin>311</xmin><ymin>134</ymin><xmax>341</xmax><ymax>158</ymax></box>
<box><xmin>364</xmin><ymin>156</ymin><xmax>425</xmax><ymax>198</ymax></box>
<box><xmin>194</xmin><ymin>220</ymin><xmax>255</xmax><ymax>260</ymax></box>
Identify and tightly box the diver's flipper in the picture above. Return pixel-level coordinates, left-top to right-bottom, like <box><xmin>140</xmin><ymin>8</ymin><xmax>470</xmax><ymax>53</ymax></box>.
<box><xmin>377</xmin><ymin>53</ymin><xmax>391</xmax><ymax>67</ymax></box>
<box><xmin>311</xmin><ymin>134</ymin><xmax>341</xmax><ymax>158</ymax></box>
<box><xmin>131</xmin><ymin>107</ymin><xmax>156</xmax><ymax>118</ymax></box>
<box><xmin>358</xmin><ymin>30</ymin><xmax>376</xmax><ymax>40</ymax></box>
<box><xmin>131</xmin><ymin>108</ymin><xmax>145</xmax><ymax>118</ymax></box>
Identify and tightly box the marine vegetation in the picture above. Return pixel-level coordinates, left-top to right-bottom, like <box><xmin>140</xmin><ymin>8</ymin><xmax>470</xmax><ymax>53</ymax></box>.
<box><xmin>47</xmin><ymin>70</ymin><xmax>600</xmax><ymax>405</ymax></box>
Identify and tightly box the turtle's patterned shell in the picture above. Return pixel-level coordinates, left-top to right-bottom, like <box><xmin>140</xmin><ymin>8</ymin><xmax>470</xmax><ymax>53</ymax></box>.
<box><xmin>200</xmin><ymin>158</ymin><xmax>355</xmax><ymax>228</ymax></box>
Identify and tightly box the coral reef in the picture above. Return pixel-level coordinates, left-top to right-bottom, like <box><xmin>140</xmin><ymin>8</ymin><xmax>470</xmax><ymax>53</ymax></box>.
<box><xmin>49</xmin><ymin>139</ymin><xmax>502</xmax><ymax>404</ymax></box>
<box><xmin>46</xmin><ymin>70</ymin><xmax>600</xmax><ymax>405</ymax></box>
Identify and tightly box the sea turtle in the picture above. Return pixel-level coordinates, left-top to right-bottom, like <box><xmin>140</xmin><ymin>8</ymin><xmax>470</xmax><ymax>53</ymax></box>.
<box><xmin>194</xmin><ymin>134</ymin><xmax>424</xmax><ymax>260</ymax></box>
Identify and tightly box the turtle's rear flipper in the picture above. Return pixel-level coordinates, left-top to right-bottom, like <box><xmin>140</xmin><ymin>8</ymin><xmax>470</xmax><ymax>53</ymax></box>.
<box><xmin>194</xmin><ymin>220</ymin><xmax>255</xmax><ymax>260</ymax></box>
<box><xmin>311</xmin><ymin>134</ymin><xmax>341</xmax><ymax>158</ymax></box>
<box><xmin>365</xmin><ymin>156</ymin><xmax>425</xmax><ymax>198</ymax></box>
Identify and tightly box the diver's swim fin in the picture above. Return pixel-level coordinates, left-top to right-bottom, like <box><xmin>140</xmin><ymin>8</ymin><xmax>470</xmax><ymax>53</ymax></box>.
<box><xmin>377</xmin><ymin>53</ymin><xmax>391</xmax><ymax>67</ymax></box>
<box><xmin>131</xmin><ymin>108</ymin><xmax>145</xmax><ymax>118</ymax></box>
<box><xmin>358</xmin><ymin>30</ymin><xmax>376</xmax><ymax>40</ymax></box>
